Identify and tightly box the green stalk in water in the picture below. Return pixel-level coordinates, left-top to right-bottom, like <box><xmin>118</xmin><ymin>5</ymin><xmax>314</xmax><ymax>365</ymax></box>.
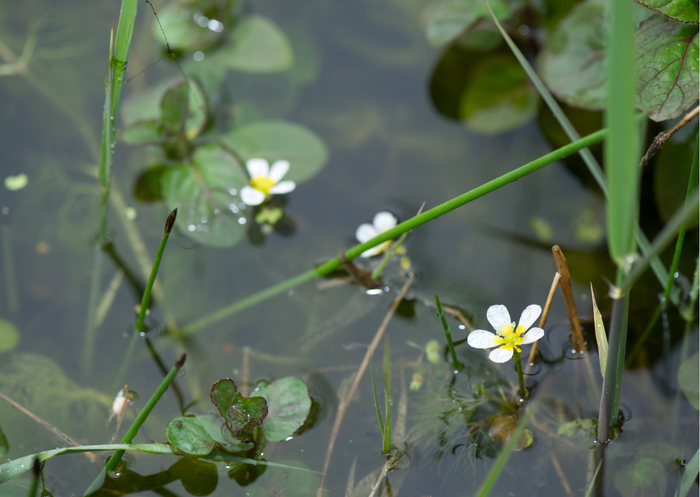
<box><xmin>435</xmin><ymin>294</ymin><xmax>460</xmax><ymax>372</ymax></box>
<box><xmin>513</xmin><ymin>352</ymin><xmax>525</xmax><ymax>401</ymax></box>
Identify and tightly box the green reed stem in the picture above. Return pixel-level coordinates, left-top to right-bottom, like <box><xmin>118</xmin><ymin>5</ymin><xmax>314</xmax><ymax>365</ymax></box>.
<box><xmin>513</xmin><ymin>353</ymin><xmax>525</xmax><ymax>400</ymax></box>
<box><xmin>27</xmin><ymin>458</ymin><xmax>39</xmax><ymax>497</ymax></box>
<box><xmin>625</xmin><ymin>305</ymin><xmax>661</xmax><ymax>368</ymax></box>
<box><xmin>435</xmin><ymin>295</ymin><xmax>459</xmax><ymax>371</ymax></box>
<box><xmin>180</xmin><ymin>127</ymin><xmax>609</xmax><ymax>336</ymax></box>
<box><xmin>382</xmin><ymin>336</ymin><xmax>392</xmax><ymax>454</ymax></box>
<box><xmin>85</xmin><ymin>354</ymin><xmax>185</xmax><ymax>496</ymax></box>
<box><xmin>370</xmin><ymin>354</ymin><xmax>384</xmax><ymax>436</ymax></box>
<box><xmin>603</xmin><ymin>273</ymin><xmax>630</xmax><ymax>428</ymax></box>
<box><xmin>372</xmin><ymin>203</ymin><xmax>424</xmax><ymax>281</ymax></box>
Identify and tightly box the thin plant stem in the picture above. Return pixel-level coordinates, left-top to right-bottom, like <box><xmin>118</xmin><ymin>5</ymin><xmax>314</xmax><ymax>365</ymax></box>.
<box><xmin>84</xmin><ymin>354</ymin><xmax>186</xmax><ymax>495</ymax></box>
<box><xmin>526</xmin><ymin>272</ymin><xmax>560</xmax><ymax>371</ymax></box>
<box><xmin>625</xmin><ymin>305</ymin><xmax>662</xmax><ymax>367</ymax></box>
<box><xmin>370</xmin><ymin>354</ymin><xmax>385</xmax><ymax>436</ymax></box>
<box><xmin>382</xmin><ymin>336</ymin><xmax>392</xmax><ymax>454</ymax></box>
<box><xmin>28</xmin><ymin>458</ymin><xmax>40</xmax><ymax>497</ymax></box>
<box><xmin>552</xmin><ymin>246</ymin><xmax>586</xmax><ymax>353</ymax></box>
<box><xmin>0</xmin><ymin>225</ymin><xmax>18</xmax><ymax>314</ymax></box>
<box><xmin>603</xmin><ymin>276</ymin><xmax>630</xmax><ymax>428</ymax></box>
<box><xmin>372</xmin><ymin>202</ymin><xmax>424</xmax><ymax>281</ymax></box>
<box><xmin>513</xmin><ymin>353</ymin><xmax>525</xmax><ymax>400</ymax></box>
<box><xmin>435</xmin><ymin>294</ymin><xmax>460</xmax><ymax>371</ymax></box>
<box><xmin>181</xmin><ymin>127</ymin><xmax>610</xmax><ymax>336</ymax></box>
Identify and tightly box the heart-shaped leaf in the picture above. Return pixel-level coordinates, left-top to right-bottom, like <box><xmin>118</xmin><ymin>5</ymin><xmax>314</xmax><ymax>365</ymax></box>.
<box><xmin>637</xmin><ymin>0</ymin><xmax>699</xmax><ymax>24</ymax></box>
<box><xmin>161</xmin><ymin>143</ymin><xmax>248</xmax><ymax>248</ymax></box>
<box><xmin>614</xmin><ymin>457</ymin><xmax>667</xmax><ymax>497</ymax></box>
<box><xmin>251</xmin><ymin>377</ymin><xmax>311</xmax><ymax>442</ymax></box>
<box><xmin>210</xmin><ymin>379</ymin><xmax>268</xmax><ymax>439</ymax></box>
<box><xmin>122</xmin><ymin>119</ymin><xmax>161</xmax><ymax>145</ymax></box>
<box><xmin>167</xmin><ymin>414</ymin><xmax>253</xmax><ymax>457</ymax></box>
<box><xmin>222</xmin><ymin>120</ymin><xmax>328</xmax><ymax>184</ymax></box>
<box><xmin>153</xmin><ymin>4</ymin><xmax>222</xmax><ymax>51</ymax></box>
<box><xmin>425</xmin><ymin>0</ymin><xmax>518</xmax><ymax>48</ymax></box>
<box><xmin>635</xmin><ymin>15</ymin><xmax>699</xmax><ymax>121</ymax></box>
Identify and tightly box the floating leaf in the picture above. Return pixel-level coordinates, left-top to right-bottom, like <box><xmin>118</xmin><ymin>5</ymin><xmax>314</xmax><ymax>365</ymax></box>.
<box><xmin>161</xmin><ymin>143</ymin><xmax>248</xmax><ymax>248</ymax></box>
<box><xmin>166</xmin><ymin>414</ymin><xmax>253</xmax><ymax>457</ymax></box>
<box><xmin>251</xmin><ymin>378</ymin><xmax>312</xmax><ymax>442</ymax></box>
<box><xmin>637</xmin><ymin>0</ymin><xmax>699</xmax><ymax>24</ymax></box>
<box><xmin>122</xmin><ymin>119</ymin><xmax>161</xmax><ymax>145</ymax></box>
<box><xmin>488</xmin><ymin>414</ymin><xmax>534</xmax><ymax>451</ymax></box>
<box><xmin>556</xmin><ymin>418</ymin><xmax>596</xmax><ymax>447</ymax></box>
<box><xmin>153</xmin><ymin>4</ymin><xmax>222</xmax><ymax>51</ymax></box>
<box><xmin>537</xmin><ymin>0</ymin><xmax>607</xmax><ymax>110</ymax></box>
<box><xmin>459</xmin><ymin>53</ymin><xmax>539</xmax><ymax>134</ymax></box>
<box><xmin>223</xmin><ymin>120</ymin><xmax>328</xmax><ymax>184</ymax></box>
<box><xmin>678</xmin><ymin>352</ymin><xmax>699</xmax><ymax>410</ymax></box>
<box><xmin>635</xmin><ymin>15</ymin><xmax>699</xmax><ymax>122</ymax></box>
<box><xmin>215</xmin><ymin>15</ymin><xmax>293</xmax><ymax>73</ymax></box>
<box><xmin>614</xmin><ymin>457</ymin><xmax>667</xmax><ymax>497</ymax></box>
<box><xmin>590</xmin><ymin>284</ymin><xmax>608</xmax><ymax>378</ymax></box>
<box><xmin>210</xmin><ymin>379</ymin><xmax>268</xmax><ymax>439</ymax></box>
<box><xmin>0</xmin><ymin>320</ymin><xmax>20</xmax><ymax>353</ymax></box>
<box><xmin>425</xmin><ymin>0</ymin><xmax>516</xmax><ymax>48</ymax></box>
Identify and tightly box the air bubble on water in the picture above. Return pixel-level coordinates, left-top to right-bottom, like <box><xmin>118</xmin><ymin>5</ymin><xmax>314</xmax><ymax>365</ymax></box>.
<box><xmin>238</xmin><ymin>217</ymin><xmax>246</xmax><ymax>225</ymax></box>
<box><xmin>208</xmin><ymin>19</ymin><xmax>224</xmax><ymax>32</ymax></box>
<box><xmin>193</xmin><ymin>51</ymin><xmax>205</xmax><ymax>62</ymax></box>
<box><xmin>188</xmin><ymin>225</ymin><xmax>195</xmax><ymax>232</ymax></box>
<box><xmin>458</xmin><ymin>325</ymin><xmax>465</xmax><ymax>330</ymax></box>
<box><xmin>140</xmin><ymin>332</ymin><xmax>145</xmax><ymax>337</ymax></box>
<box><xmin>285</xmin><ymin>436</ymin><xmax>294</xmax><ymax>441</ymax></box>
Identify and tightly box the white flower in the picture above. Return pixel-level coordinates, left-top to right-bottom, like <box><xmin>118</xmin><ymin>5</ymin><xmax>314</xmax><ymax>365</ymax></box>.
<box><xmin>355</xmin><ymin>211</ymin><xmax>398</xmax><ymax>257</ymax></box>
<box><xmin>240</xmin><ymin>158</ymin><xmax>296</xmax><ymax>206</ymax></box>
<box><xmin>467</xmin><ymin>304</ymin><xmax>544</xmax><ymax>363</ymax></box>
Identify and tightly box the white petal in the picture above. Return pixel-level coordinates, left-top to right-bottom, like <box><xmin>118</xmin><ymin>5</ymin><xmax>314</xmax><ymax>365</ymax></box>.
<box><xmin>268</xmin><ymin>160</ymin><xmax>290</xmax><ymax>182</ymax></box>
<box><xmin>486</xmin><ymin>305</ymin><xmax>511</xmax><ymax>331</ymax></box>
<box><xmin>269</xmin><ymin>180</ymin><xmax>296</xmax><ymax>194</ymax></box>
<box><xmin>467</xmin><ymin>330</ymin><xmax>499</xmax><ymax>349</ymax></box>
<box><xmin>360</xmin><ymin>246</ymin><xmax>382</xmax><ymax>258</ymax></box>
<box><xmin>489</xmin><ymin>348</ymin><xmax>514</xmax><ymax>363</ymax></box>
<box><xmin>373</xmin><ymin>211</ymin><xmax>397</xmax><ymax>232</ymax></box>
<box><xmin>518</xmin><ymin>305</ymin><xmax>542</xmax><ymax>330</ymax></box>
<box><xmin>240</xmin><ymin>186</ymin><xmax>265</xmax><ymax>206</ymax></box>
<box><xmin>246</xmin><ymin>158</ymin><xmax>269</xmax><ymax>178</ymax></box>
<box><xmin>521</xmin><ymin>327</ymin><xmax>544</xmax><ymax>345</ymax></box>
<box><xmin>356</xmin><ymin>223</ymin><xmax>378</xmax><ymax>243</ymax></box>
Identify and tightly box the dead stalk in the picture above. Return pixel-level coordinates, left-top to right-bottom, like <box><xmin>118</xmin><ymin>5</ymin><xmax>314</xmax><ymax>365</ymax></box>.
<box><xmin>552</xmin><ymin>246</ymin><xmax>586</xmax><ymax>353</ymax></box>
<box><xmin>526</xmin><ymin>272</ymin><xmax>560</xmax><ymax>373</ymax></box>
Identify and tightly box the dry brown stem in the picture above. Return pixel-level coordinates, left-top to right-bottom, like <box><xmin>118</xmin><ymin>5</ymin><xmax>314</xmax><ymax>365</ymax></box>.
<box><xmin>552</xmin><ymin>246</ymin><xmax>586</xmax><ymax>353</ymax></box>
<box><xmin>639</xmin><ymin>106</ymin><xmax>700</xmax><ymax>169</ymax></box>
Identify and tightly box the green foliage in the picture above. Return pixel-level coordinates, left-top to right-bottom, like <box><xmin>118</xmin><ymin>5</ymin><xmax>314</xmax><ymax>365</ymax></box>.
<box><xmin>167</xmin><ymin>414</ymin><xmax>254</xmax><ymax>456</ymax></box>
<box><xmin>250</xmin><ymin>377</ymin><xmax>312</xmax><ymax>442</ymax></box>
<box><xmin>614</xmin><ymin>457</ymin><xmax>668</xmax><ymax>497</ymax></box>
<box><xmin>425</xmin><ymin>0</ymin><xmax>519</xmax><ymax>48</ymax></box>
<box><xmin>154</xmin><ymin>4</ymin><xmax>223</xmax><ymax>51</ymax></box>
<box><xmin>223</xmin><ymin>120</ymin><xmax>329</xmax><ymax>184</ymax></box>
<box><xmin>0</xmin><ymin>426</ymin><xmax>7</xmax><ymax>460</ymax></box>
<box><xmin>677</xmin><ymin>448</ymin><xmax>700</xmax><ymax>497</ymax></box>
<box><xmin>537</xmin><ymin>0</ymin><xmax>607</xmax><ymax>110</ymax></box>
<box><xmin>637</xmin><ymin>0</ymin><xmax>700</xmax><ymax>24</ymax></box>
<box><xmin>635</xmin><ymin>15</ymin><xmax>699</xmax><ymax>122</ymax></box>
<box><xmin>161</xmin><ymin>143</ymin><xmax>248</xmax><ymax>248</ymax></box>
<box><xmin>0</xmin><ymin>320</ymin><xmax>19</xmax><ymax>353</ymax></box>
<box><xmin>210</xmin><ymin>379</ymin><xmax>268</xmax><ymax>439</ymax></box>
<box><xmin>678</xmin><ymin>352</ymin><xmax>699</xmax><ymax>410</ymax></box>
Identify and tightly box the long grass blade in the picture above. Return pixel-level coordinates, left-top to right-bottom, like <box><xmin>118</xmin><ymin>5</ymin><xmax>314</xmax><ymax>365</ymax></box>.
<box><xmin>370</xmin><ymin>354</ymin><xmax>385</xmax><ymax>436</ymax></box>
<box><xmin>435</xmin><ymin>294</ymin><xmax>459</xmax><ymax>371</ymax></box>
<box><xmin>382</xmin><ymin>337</ymin><xmax>392</xmax><ymax>454</ymax></box>
<box><xmin>676</xmin><ymin>448</ymin><xmax>699</xmax><ymax>497</ymax></box>
<box><xmin>590</xmin><ymin>283</ymin><xmax>608</xmax><ymax>378</ymax></box>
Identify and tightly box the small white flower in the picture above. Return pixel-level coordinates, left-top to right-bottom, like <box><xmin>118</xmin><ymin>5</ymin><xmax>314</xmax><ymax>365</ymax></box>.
<box><xmin>355</xmin><ymin>211</ymin><xmax>397</xmax><ymax>257</ymax></box>
<box><xmin>240</xmin><ymin>158</ymin><xmax>296</xmax><ymax>206</ymax></box>
<box><xmin>467</xmin><ymin>304</ymin><xmax>544</xmax><ymax>363</ymax></box>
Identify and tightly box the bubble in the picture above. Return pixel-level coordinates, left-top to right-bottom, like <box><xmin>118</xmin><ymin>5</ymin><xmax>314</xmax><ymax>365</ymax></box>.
<box><xmin>188</xmin><ymin>225</ymin><xmax>196</xmax><ymax>232</ymax></box>
<box><xmin>193</xmin><ymin>51</ymin><xmax>205</xmax><ymax>62</ymax></box>
<box><xmin>238</xmin><ymin>217</ymin><xmax>246</xmax><ymax>225</ymax></box>
<box><xmin>207</xmin><ymin>19</ymin><xmax>224</xmax><ymax>32</ymax></box>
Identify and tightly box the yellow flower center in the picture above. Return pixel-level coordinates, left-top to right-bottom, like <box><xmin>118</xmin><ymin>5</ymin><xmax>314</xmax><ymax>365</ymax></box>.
<box><xmin>493</xmin><ymin>322</ymin><xmax>526</xmax><ymax>354</ymax></box>
<box><xmin>250</xmin><ymin>176</ymin><xmax>277</xmax><ymax>194</ymax></box>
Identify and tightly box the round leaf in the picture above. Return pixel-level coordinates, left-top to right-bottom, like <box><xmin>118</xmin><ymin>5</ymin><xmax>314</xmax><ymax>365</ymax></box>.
<box><xmin>166</xmin><ymin>414</ymin><xmax>252</xmax><ymax>456</ymax></box>
<box><xmin>614</xmin><ymin>457</ymin><xmax>668</xmax><ymax>497</ymax></box>
<box><xmin>638</xmin><ymin>0</ymin><xmax>699</xmax><ymax>24</ymax></box>
<box><xmin>223</xmin><ymin>120</ymin><xmax>328</xmax><ymax>184</ymax></box>
<box><xmin>537</xmin><ymin>0</ymin><xmax>607</xmax><ymax>110</ymax></box>
<box><xmin>678</xmin><ymin>352</ymin><xmax>699</xmax><ymax>410</ymax></box>
<box><xmin>425</xmin><ymin>0</ymin><xmax>516</xmax><ymax>48</ymax></box>
<box><xmin>210</xmin><ymin>379</ymin><xmax>268</xmax><ymax>437</ymax></box>
<box><xmin>214</xmin><ymin>15</ymin><xmax>293</xmax><ymax>73</ymax></box>
<box><xmin>161</xmin><ymin>144</ymin><xmax>248</xmax><ymax>248</ymax></box>
<box><xmin>251</xmin><ymin>377</ymin><xmax>312</xmax><ymax>442</ymax></box>
<box><xmin>0</xmin><ymin>320</ymin><xmax>19</xmax><ymax>354</ymax></box>
<box><xmin>153</xmin><ymin>4</ymin><xmax>222</xmax><ymax>51</ymax></box>
<box><xmin>635</xmin><ymin>15</ymin><xmax>699</xmax><ymax>121</ymax></box>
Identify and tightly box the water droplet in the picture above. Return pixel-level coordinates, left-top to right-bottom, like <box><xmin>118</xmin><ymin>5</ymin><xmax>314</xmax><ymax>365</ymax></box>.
<box><xmin>188</xmin><ymin>224</ymin><xmax>195</xmax><ymax>232</ymax></box>
<box><xmin>228</xmin><ymin>188</ymin><xmax>238</xmax><ymax>196</ymax></box>
<box><xmin>238</xmin><ymin>217</ymin><xmax>246</xmax><ymax>225</ymax></box>
<box><xmin>458</xmin><ymin>324</ymin><xmax>465</xmax><ymax>330</ymax></box>
<box><xmin>193</xmin><ymin>51</ymin><xmax>205</xmax><ymax>62</ymax></box>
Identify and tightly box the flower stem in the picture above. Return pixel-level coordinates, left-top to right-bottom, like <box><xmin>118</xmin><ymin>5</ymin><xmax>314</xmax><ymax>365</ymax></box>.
<box><xmin>514</xmin><ymin>353</ymin><xmax>525</xmax><ymax>400</ymax></box>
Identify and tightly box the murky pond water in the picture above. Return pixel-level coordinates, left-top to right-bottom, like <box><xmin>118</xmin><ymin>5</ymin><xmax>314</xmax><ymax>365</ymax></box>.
<box><xmin>0</xmin><ymin>0</ymin><xmax>697</xmax><ymax>496</ymax></box>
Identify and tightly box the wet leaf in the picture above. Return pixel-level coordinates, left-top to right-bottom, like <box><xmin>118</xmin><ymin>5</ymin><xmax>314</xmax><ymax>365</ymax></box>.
<box><xmin>153</xmin><ymin>4</ymin><xmax>222</xmax><ymax>51</ymax></box>
<box><xmin>678</xmin><ymin>352</ymin><xmax>699</xmax><ymax>410</ymax></box>
<box><xmin>166</xmin><ymin>414</ymin><xmax>253</xmax><ymax>456</ymax></box>
<box><xmin>121</xmin><ymin>119</ymin><xmax>161</xmax><ymax>145</ymax></box>
<box><xmin>0</xmin><ymin>320</ymin><xmax>20</xmax><ymax>353</ymax></box>
<box><xmin>537</xmin><ymin>0</ymin><xmax>607</xmax><ymax>110</ymax></box>
<box><xmin>251</xmin><ymin>377</ymin><xmax>311</xmax><ymax>442</ymax></box>
<box><xmin>590</xmin><ymin>284</ymin><xmax>608</xmax><ymax>378</ymax></box>
<box><xmin>161</xmin><ymin>143</ymin><xmax>248</xmax><ymax>248</ymax></box>
<box><xmin>215</xmin><ymin>15</ymin><xmax>293</xmax><ymax>73</ymax></box>
<box><xmin>556</xmin><ymin>418</ymin><xmax>596</xmax><ymax>447</ymax></box>
<box><xmin>488</xmin><ymin>414</ymin><xmax>534</xmax><ymax>450</ymax></box>
<box><xmin>425</xmin><ymin>0</ymin><xmax>516</xmax><ymax>48</ymax></box>
<box><xmin>223</xmin><ymin>120</ymin><xmax>328</xmax><ymax>184</ymax></box>
<box><xmin>637</xmin><ymin>0</ymin><xmax>699</xmax><ymax>24</ymax></box>
<box><xmin>133</xmin><ymin>165</ymin><xmax>167</xmax><ymax>202</ymax></box>
<box><xmin>613</xmin><ymin>457</ymin><xmax>667</xmax><ymax>497</ymax></box>
<box><xmin>0</xmin><ymin>426</ymin><xmax>8</xmax><ymax>460</ymax></box>
<box><xmin>161</xmin><ymin>82</ymin><xmax>189</xmax><ymax>136</ymax></box>
<box><xmin>210</xmin><ymin>378</ymin><xmax>268</xmax><ymax>438</ymax></box>
<box><xmin>635</xmin><ymin>15</ymin><xmax>699</xmax><ymax>121</ymax></box>
<box><xmin>459</xmin><ymin>53</ymin><xmax>539</xmax><ymax>134</ymax></box>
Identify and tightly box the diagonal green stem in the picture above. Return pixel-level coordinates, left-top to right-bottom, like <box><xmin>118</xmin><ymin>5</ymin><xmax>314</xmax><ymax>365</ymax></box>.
<box><xmin>435</xmin><ymin>294</ymin><xmax>459</xmax><ymax>371</ymax></box>
<box><xmin>180</xmin><ymin>127</ymin><xmax>609</xmax><ymax>336</ymax></box>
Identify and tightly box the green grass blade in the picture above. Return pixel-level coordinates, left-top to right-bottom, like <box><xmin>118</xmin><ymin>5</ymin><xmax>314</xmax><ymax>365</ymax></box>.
<box><xmin>590</xmin><ymin>284</ymin><xmax>608</xmax><ymax>378</ymax></box>
<box><xmin>676</xmin><ymin>448</ymin><xmax>699</xmax><ymax>497</ymax></box>
<box><xmin>370</xmin><ymin>354</ymin><xmax>385</xmax><ymax>436</ymax></box>
<box><xmin>435</xmin><ymin>294</ymin><xmax>459</xmax><ymax>371</ymax></box>
<box><xmin>585</xmin><ymin>460</ymin><xmax>604</xmax><ymax>497</ymax></box>
<box><xmin>111</xmin><ymin>0</ymin><xmax>137</xmax><ymax>116</ymax></box>
<box><xmin>382</xmin><ymin>337</ymin><xmax>392</xmax><ymax>454</ymax></box>
<box><xmin>603</xmin><ymin>288</ymin><xmax>629</xmax><ymax>428</ymax></box>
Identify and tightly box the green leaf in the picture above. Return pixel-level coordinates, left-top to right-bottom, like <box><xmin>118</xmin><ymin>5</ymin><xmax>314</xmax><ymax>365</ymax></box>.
<box><xmin>635</xmin><ymin>15</ymin><xmax>699</xmax><ymax>122</ymax></box>
<box><xmin>678</xmin><ymin>352</ymin><xmax>699</xmax><ymax>410</ymax></box>
<box><xmin>459</xmin><ymin>53</ymin><xmax>539</xmax><ymax>134</ymax></box>
<box><xmin>122</xmin><ymin>119</ymin><xmax>162</xmax><ymax>145</ymax></box>
<box><xmin>215</xmin><ymin>15</ymin><xmax>293</xmax><ymax>73</ymax></box>
<box><xmin>166</xmin><ymin>414</ymin><xmax>253</xmax><ymax>457</ymax></box>
<box><xmin>537</xmin><ymin>0</ymin><xmax>607</xmax><ymax>110</ymax></box>
<box><xmin>425</xmin><ymin>0</ymin><xmax>516</xmax><ymax>48</ymax></box>
<box><xmin>223</xmin><ymin>120</ymin><xmax>328</xmax><ymax>184</ymax></box>
<box><xmin>0</xmin><ymin>426</ymin><xmax>8</xmax><ymax>460</ymax></box>
<box><xmin>251</xmin><ymin>377</ymin><xmax>311</xmax><ymax>442</ymax></box>
<box><xmin>637</xmin><ymin>0</ymin><xmax>699</xmax><ymax>24</ymax></box>
<box><xmin>614</xmin><ymin>457</ymin><xmax>668</xmax><ymax>497</ymax></box>
<box><xmin>0</xmin><ymin>320</ymin><xmax>20</xmax><ymax>353</ymax></box>
<box><xmin>161</xmin><ymin>143</ymin><xmax>248</xmax><ymax>248</ymax></box>
<box><xmin>153</xmin><ymin>4</ymin><xmax>222</xmax><ymax>51</ymax></box>
<box><xmin>678</xmin><ymin>448</ymin><xmax>699</xmax><ymax>497</ymax></box>
<box><xmin>134</xmin><ymin>165</ymin><xmax>167</xmax><ymax>202</ymax></box>
<box><xmin>210</xmin><ymin>378</ymin><xmax>268</xmax><ymax>438</ymax></box>
<box><xmin>590</xmin><ymin>284</ymin><xmax>608</xmax><ymax>378</ymax></box>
